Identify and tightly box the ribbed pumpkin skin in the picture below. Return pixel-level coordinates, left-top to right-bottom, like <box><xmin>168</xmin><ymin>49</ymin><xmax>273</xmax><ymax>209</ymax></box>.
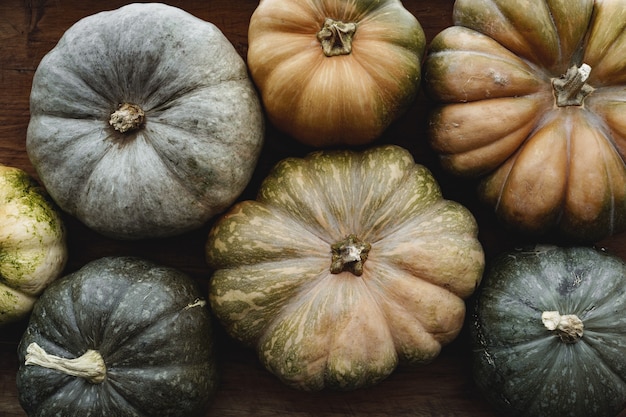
<box><xmin>471</xmin><ymin>245</ymin><xmax>626</xmax><ymax>417</ymax></box>
<box><xmin>16</xmin><ymin>256</ymin><xmax>218</xmax><ymax>417</ymax></box>
<box><xmin>26</xmin><ymin>3</ymin><xmax>264</xmax><ymax>240</ymax></box>
<box><xmin>424</xmin><ymin>0</ymin><xmax>626</xmax><ymax>242</ymax></box>
<box><xmin>247</xmin><ymin>0</ymin><xmax>425</xmax><ymax>147</ymax></box>
<box><xmin>206</xmin><ymin>145</ymin><xmax>484</xmax><ymax>391</ymax></box>
<box><xmin>0</xmin><ymin>165</ymin><xmax>66</xmax><ymax>326</ymax></box>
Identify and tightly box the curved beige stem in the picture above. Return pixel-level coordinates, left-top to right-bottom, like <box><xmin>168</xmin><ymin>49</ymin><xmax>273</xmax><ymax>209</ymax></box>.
<box><xmin>25</xmin><ymin>342</ymin><xmax>107</xmax><ymax>384</ymax></box>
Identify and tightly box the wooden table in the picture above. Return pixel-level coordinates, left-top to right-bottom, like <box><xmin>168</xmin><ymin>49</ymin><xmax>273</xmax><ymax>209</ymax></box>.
<box><xmin>1</xmin><ymin>1</ymin><xmax>625</xmax><ymax>416</ymax></box>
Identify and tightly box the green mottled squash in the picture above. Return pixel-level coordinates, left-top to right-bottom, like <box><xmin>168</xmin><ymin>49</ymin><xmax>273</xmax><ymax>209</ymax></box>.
<box><xmin>0</xmin><ymin>164</ymin><xmax>66</xmax><ymax>326</ymax></box>
<box><xmin>471</xmin><ymin>245</ymin><xmax>626</xmax><ymax>417</ymax></box>
<box><xmin>17</xmin><ymin>256</ymin><xmax>218</xmax><ymax>417</ymax></box>
<box><xmin>206</xmin><ymin>145</ymin><xmax>484</xmax><ymax>391</ymax></box>
<box><xmin>424</xmin><ymin>0</ymin><xmax>626</xmax><ymax>242</ymax></box>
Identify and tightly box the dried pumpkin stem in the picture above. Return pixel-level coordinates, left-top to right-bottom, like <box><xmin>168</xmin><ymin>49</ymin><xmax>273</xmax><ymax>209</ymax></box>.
<box><xmin>24</xmin><ymin>342</ymin><xmax>107</xmax><ymax>384</ymax></box>
<box><xmin>109</xmin><ymin>103</ymin><xmax>145</xmax><ymax>133</ymax></box>
<box><xmin>552</xmin><ymin>63</ymin><xmax>594</xmax><ymax>107</ymax></box>
<box><xmin>541</xmin><ymin>311</ymin><xmax>584</xmax><ymax>343</ymax></box>
<box><xmin>317</xmin><ymin>18</ymin><xmax>357</xmax><ymax>57</ymax></box>
<box><xmin>330</xmin><ymin>234</ymin><xmax>371</xmax><ymax>276</ymax></box>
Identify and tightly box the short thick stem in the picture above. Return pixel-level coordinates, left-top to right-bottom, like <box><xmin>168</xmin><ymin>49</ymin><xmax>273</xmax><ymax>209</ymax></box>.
<box><xmin>330</xmin><ymin>234</ymin><xmax>371</xmax><ymax>276</ymax></box>
<box><xmin>552</xmin><ymin>63</ymin><xmax>594</xmax><ymax>107</ymax></box>
<box><xmin>317</xmin><ymin>18</ymin><xmax>357</xmax><ymax>57</ymax></box>
<box><xmin>541</xmin><ymin>311</ymin><xmax>584</xmax><ymax>343</ymax></box>
<box><xmin>25</xmin><ymin>342</ymin><xmax>107</xmax><ymax>384</ymax></box>
<box><xmin>109</xmin><ymin>103</ymin><xmax>145</xmax><ymax>133</ymax></box>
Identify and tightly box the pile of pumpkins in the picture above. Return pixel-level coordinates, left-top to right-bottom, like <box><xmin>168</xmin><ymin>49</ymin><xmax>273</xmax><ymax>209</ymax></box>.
<box><xmin>2</xmin><ymin>1</ymin><xmax>625</xmax><ymax>416</ymax></box>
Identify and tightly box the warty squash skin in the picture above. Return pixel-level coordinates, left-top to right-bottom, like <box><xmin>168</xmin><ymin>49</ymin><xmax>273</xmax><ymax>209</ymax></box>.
<box><xmin>0</xmin><ymin>165</ymin><xmax>66</xmax><ymax>326</ymax></box>
<box><xmin>26</xmin><ymin>3</ymin><xmax>264</xmax><ymax>240</ymax></box>
<box><xmin>471</xmin><ymin>245</ymin><xmax>626</xmax><ymax>417</ymax></box>
<box><xmin>206</xmin><ymin>145</ymin><xmax>484</xmax><ymax>391</ymax></box>
<box><xmin>423</xmin><ymin>0</ymin><xmax>626</xmax><ymax>242</ymax></box>
<box><xmin>247</xmin><ymin>0</ymin><xmax>426</xmax><ymax>147</ymax></box>
<box><xmin>16</xmin><ymin>256</ymin><xmax>218</xmax><ymax>417</ymax></box>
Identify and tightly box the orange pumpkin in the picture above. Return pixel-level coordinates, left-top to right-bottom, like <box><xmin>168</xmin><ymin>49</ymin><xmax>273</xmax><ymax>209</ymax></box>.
<box><xmin>247</xmin><ymin>0</ymin><xmax>426</xmax><ymax>147</ymax></box>
<box><xmin>424</xmin><ymin>0</ymin><xmax>626</xmax><ymax>242</ymax></box>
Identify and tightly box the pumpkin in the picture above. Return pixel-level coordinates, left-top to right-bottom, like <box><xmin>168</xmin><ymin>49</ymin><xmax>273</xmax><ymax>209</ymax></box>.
<box><xmin>16</xmin><ymin>256</ymin><xmax>218</xmax><ymax>417</ymax></box>
<box><xmin>247</xmin><ymin>0</ymin><xmax>426</xmax><ymax>147</ymax></box>
<box><xmin>471</xmin><ymin>245</ymin><xmax>626</xmax><ymax>417</ymax></box>
<box><xmin>0</xmin><ymin>165</ymin><xmax>66</xmax><ymax>326</ymax></box>
<box><xmin>423</xmin><ymin>0</ymin><xmax>626</xmax><ymax>242</ymax></box>
<box><xmin>206</xmin><ymin>145</ymin><xmax>484</xmax><ymax>391</ymax></box>
<box><xmin>26</xmin><ymin>3</ymin><xmax>264</xmax><ymax>240</ymax></box>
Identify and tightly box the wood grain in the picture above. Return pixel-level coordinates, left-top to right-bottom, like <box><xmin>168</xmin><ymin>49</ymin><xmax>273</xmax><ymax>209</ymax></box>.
<box><xmin>0</xmin><ymin>1</ymin><xmax>624</xmax><ymax>417</ymax></box>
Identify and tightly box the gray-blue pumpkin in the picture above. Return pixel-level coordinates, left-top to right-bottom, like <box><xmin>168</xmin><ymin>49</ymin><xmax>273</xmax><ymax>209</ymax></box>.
<box><xmin>26</xmin><ymin>3</ymin><xmax>264</xmax><ymax>240</ymax></box>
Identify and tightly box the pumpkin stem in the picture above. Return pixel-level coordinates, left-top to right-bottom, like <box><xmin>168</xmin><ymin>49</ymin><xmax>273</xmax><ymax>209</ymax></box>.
<box><xmin>541</xmin><ymin>311</ymin><xmax>584</xmax><ymax>343</ymax></box>
<box><xmin>109</xmin><ymin>103</ymin><xmax>145</xmax><ymax>133</ymax></box>
<box><xmin>552</xmin><ymin>63</ymin><xmax>594</xmax><ymax>107</ymax></box>
<box><xmin>317</xmin><ymin>18</ymin><xmax>357</xmax><ymax>57</ymax></box>
<box><xmin>330</xmin><ymin>234</ymin><xmax>371</xmax><ymax>276</ymax></box>
<box><xmin>24</xmin><ymin>342</ymin><xmax>107</xmax><ymax>384</ymax></box>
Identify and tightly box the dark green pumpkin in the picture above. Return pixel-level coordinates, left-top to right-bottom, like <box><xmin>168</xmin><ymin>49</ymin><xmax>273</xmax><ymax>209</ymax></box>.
<box><xmin>471</xmin><ymin>245</ymin><xmax>626</xmax><ymax>417</ymax></box>
<box><xmin>16</xmin><ymin>256</ymin><xmax>218</xmax><ymax>417</ymax></box>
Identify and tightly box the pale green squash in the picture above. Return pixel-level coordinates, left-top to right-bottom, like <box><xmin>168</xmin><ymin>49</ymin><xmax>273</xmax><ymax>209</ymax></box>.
<box><xmin>0</xmin><ymin>165</ymin><xmax>66</xmax><ymax>326</ymax></box>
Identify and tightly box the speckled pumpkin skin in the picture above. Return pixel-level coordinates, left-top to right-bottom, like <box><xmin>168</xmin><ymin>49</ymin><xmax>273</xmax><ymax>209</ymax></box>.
<box><xmin>16</xmin><ymin>256</ymin><xmax>218</xmax><ymax>417</ymax></box>
<box><xmin>26</xmin><ymin>3</ymin><xmax>264</xmax><ymax>240</ymax></box>
<box><xmin>471</xmin><ymin>245</ymin><xmax>626</xmax><ymax>417</ymax></box>
<box><xmin>0</xmin><ymin>165</ymin><xmax>66</xmax><ymax>326</ymax></box>
<box><xmin>206</xmin><ymin>145</ymin><xmax>484</xmax><ymax>391</ymax></box>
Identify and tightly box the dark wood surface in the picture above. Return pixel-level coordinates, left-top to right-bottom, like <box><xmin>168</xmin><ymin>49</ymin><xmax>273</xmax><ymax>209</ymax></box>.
<box><xmin>1</xmin><ymin>1</ymin><xmax>625</xmax><ymax>416</ymax></box>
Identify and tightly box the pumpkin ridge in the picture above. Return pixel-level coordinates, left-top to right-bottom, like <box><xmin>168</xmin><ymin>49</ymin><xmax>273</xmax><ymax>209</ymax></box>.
<box><xmin>577</xmin><ymin>334</ymin><xmax>626</xmax><ymax>387</ymax></box>
<box><xmin>368</xmin><ymin>262</ymin><xmax>466</xmax><ymax>335</ymax></box>
<box><xmin>256</xmin><ymin>272</ymin><xmax>398</xmax><ymax>391</ymax></box>
<box><xmin>530</xmin><ymin>338</ymin><xmax>621</xmax><ymax>415</ymax></box>
<box><xmin>73</xmin><ymin>273</ymin><xmax>131</xmax><ymax>352</ymax></box>
<box><xmin>34</xmin><ymin>378</ymin><xmax>87</xmax><ymax>414</ymax></box>
<box><xmin>426</xmin><ymin>50</ymin><xmax>550</xmax><ymax>103</ymax></box>
<box><xmin>559</xmin><ymin>110</ymin><xmax>626</xmax><ymax>237</ymax></box>
<box><xmin>208</xmin><ymin>205</ymin><xmax>330</xmax><ymax>267</ymax></box>
<box><xmin>66</xmin><ymin>65</ymin><xmax>118</xmax><ymax>109</ymax></box>
<box><xmin>351</xmin><ymin>41</ymin><xmax>419</xmax><ymax>113</ymax></box>
<box><xmin>344</xmin><ymin>150</ymin><xmax>434</xmax><ymax>241</ymax></box>
<box><xmin>140</xmin><ymin>83</ymin><xmax>201</xmax><ymax>114</ymax></box>
<box><xmin>136</xmin><ymin>127</ymin><xmax>213</xmax><ymax>206</ymax></box>
<box><xmin>103</xmin><ymin>294</ymin><xmax>207</xmax><ymax>363</ymax></box>
<box><xmin>455</xmin><ymin>0</ymin><xmax>559</xmax><ymax>68</ymax></box>
<box><xmin>46</xmin><ymin>280</ymin><xmax>85</xmax><ymax>354</ymax></box>
<box><xmin>592</xmin><ymin>126</ymin><xmax>620</xmax><ymax>235</ymax></box>
<box><xmin>100</xmin><ymin>381</ymin><xmax>151</xmax><ymax>417</ymax></box>
<box><xmin>257</xmin><ymin>155</ymin><xmax>352</xmax><ymax>240</ymax></box>
<box><xmin>474</xmin><ymin>340</ymin><xmax>551</xmax><ymax>414</ymax></box>
<box><xmin>259</xmin><ymin>195</ymin><xmax>341</xmax><ymax>248</ymax></box>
